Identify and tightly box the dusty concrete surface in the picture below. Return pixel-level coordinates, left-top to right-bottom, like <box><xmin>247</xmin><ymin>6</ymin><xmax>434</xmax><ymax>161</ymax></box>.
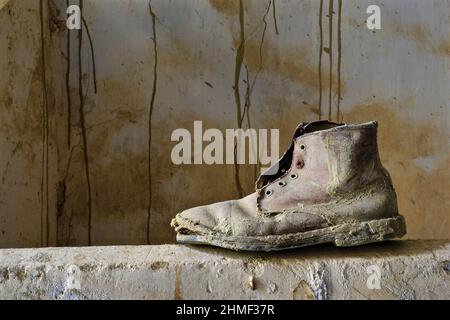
<box><xmin>0</xmin><ymin>240</ymin><xmax>448</xmax><ymax>300</ymax></box>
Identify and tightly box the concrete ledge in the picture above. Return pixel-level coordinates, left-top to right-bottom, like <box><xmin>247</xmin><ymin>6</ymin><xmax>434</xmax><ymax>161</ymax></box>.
<box><xmin>0</xmin><ymin>241</ymin><xmax>448</xmax><ymax>300</ymax></box>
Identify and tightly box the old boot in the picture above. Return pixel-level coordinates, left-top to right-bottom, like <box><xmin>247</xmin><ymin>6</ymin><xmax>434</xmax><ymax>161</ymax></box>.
<box><xmin>171</xmin><ymin>121</ymin><xmax>406</xmax><ymax>251</ymax></box>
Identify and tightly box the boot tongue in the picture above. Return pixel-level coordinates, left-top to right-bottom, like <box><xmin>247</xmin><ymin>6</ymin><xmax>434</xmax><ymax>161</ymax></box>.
<box><xmin>255</xmin><ymin>120</ymin><xmax>340</xmax><ymax>191</ymax></box>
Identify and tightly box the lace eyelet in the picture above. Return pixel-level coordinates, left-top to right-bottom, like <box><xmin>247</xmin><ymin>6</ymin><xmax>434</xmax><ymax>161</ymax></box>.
<box><xmin>278</xmin><ymin>181</ymin><xmax>287</xmax><ymax>187</ymax></box>
<box><xmin>300</xmin><ymin>144</ymin><xmax>306</xmax><ymax>151</ymax></box>
<box><xmin>290</xmin><ymin>173</ymin><xmax>298</xmax><ymax>179</ymax></box>
<box><xmin>265</xmin><ymin>189</ymin><xmax>273</xmax><ymax>196</ymax></box>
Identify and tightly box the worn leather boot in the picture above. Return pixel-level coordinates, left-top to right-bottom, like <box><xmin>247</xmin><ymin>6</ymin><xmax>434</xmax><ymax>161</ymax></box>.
<box><xmin>171</xmin><ymin>121</ymin><xmax>406</xmax><ymax>251</ymax></box>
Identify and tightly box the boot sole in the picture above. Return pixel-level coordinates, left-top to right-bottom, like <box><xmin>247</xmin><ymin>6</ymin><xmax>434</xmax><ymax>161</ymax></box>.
<box><xmin>176</xmin><ymin>215</ymin><xmax>406</xmax><ymax>252</ymax></box>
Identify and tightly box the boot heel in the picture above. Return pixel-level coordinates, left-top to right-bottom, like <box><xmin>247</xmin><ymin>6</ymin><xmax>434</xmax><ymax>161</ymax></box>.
<box><xmin>334</xmin><ymin>215</ymin><xmax>406</xmax><ymax>247</ymax></box>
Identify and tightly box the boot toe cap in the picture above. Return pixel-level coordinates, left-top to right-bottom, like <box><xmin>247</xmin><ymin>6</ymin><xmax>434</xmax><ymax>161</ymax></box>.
<box><xmin>172</xmin><ymin>206</ymin><xmax>217</xmax><ymax>234</ymax></box>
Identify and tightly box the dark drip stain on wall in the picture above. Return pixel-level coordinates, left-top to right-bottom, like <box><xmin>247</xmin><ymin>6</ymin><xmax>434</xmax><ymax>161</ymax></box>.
<box><xmin>39</xmin><ymin>0</ymin><xmax>49</xmax><ymax>247</ymax></box>
<box><xmin>327</xmin><ymin>0</ymin><xmax>333</xmax><ymax>120</ymax></box>
<box><xmin>77</xmin><ymin>0</ymin><xmax>95</xmax><ymax>245</ymax></box>
<box><xmin>65</xmin><ymin>0</ymin><xmax>72</xmax><ymax>148</ymax></box>
<box><xmin>56</xmin><ymin>0</ymin><xmax>97</xmax><ymax>246</ymax></box>
<box><xmin>318</xmin><ymin>0</ymin><xmax>343</xmax><ymax>122</ymax></box>
<box><xmin>147</xmin><ymin>0</ymin><xmax>158</xmax><ymax>244</ymax></box>
<box><xmin>318</xmin><ymin>0</ymin><xmax>323</xmax><ymax>120</ymax></box>
<box><xmin>336</xmin><ymin>0</ymin><xmax>342</xmax><ymax>122</ymax></box>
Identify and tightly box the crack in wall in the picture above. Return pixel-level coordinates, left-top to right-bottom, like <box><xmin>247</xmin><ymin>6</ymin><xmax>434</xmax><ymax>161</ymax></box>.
<box><xmin>232</xmin><ymin>0</ymin><xmax>246</xmax><ymax>198</ymax></box>
<box><xmin>242</xmin><ymin>67</ymin><xmax>258</xmax><ymax>180</ymax></box>
<box><xmin>271</xmin><ymin>0</ymin><xmax>279</xmax><ymax>35</ymax></box>
<box><xmin>242</xmin><ymin>66</ymin><xmax>252</xmax><ymax>130</ymax></box>
<box><xmin>240</xmin><ymin>0</ymin><xmax>271</xmax><ymax>124</ymax></box>
<box><xmin>240</xmin><ymin>0</ymin><xmax>272</xmax><ymax>181</ymax></box>
<box><xmin>57</xmin><ymin>137</ymin><xmax>81</xmax><ymax>246</ymax></box>
<box><xmin>147</xmin><ymin>0</ymin><xmax>158</xmax><ymax>244</ymax></box>
<box><xmin>81</xmin><ymin>16</ymin><xmax>97</xmax><ymax>94</ymax></box>
<box><xmin>39</xmin><ymin>0</ymin><xmax>50</xmax><ymax>247</ymax></box>
<box><xmin>56</xmin><ymin>156</ymin><xmax>69</xmax><ymax>243</ymax></box>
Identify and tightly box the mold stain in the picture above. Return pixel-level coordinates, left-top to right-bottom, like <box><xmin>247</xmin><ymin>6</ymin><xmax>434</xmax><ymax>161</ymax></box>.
<box><xmin>39</xmin><ymin>0</ymin><xmax>49</xmax><ymax>247</ymax></box>
<box><xmin>208</xmin><ymin>0</ymin><xmax>239</xmax><ymax>16</ymax></box>
<box><xmin>434</xmin><ymin>38</ymin><xmax>450</xmax><ymax>56</ymax></box>
<box><xmin>78</xmin><ymin>0</ymin><xmax>93</xmax><ymax>246</ymax></box>
<box><xmin>147</xmin><ymin>0</ymin><xmax>158</xmax><ymax>244</ymax></box>
<box><xmin>391</xmin><ymin>22</ymin><xmax>450</xmax><ymax>57</ymax></box>
<box><xmin>244</xmin><ymin>42</ymin><xmax>344</xmax><ymax>104</ymax></box>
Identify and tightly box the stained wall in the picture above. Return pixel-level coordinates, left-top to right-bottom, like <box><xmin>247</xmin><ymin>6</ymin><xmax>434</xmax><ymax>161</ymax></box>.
<box><xmin>0</xmin><ymin>0</ymin><xmax>448</xmax><ymax>247</ymax></box>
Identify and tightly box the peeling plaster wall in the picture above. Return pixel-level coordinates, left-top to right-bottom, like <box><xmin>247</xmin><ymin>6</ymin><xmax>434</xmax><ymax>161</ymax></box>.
<box><xmin>0</xmin><ymin>0</ymin><xmax>449</xmax><ymax>248</ymax></box>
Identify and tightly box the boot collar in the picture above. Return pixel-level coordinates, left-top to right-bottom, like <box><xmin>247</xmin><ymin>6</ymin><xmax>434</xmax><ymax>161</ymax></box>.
<box><xmin>255</xmin><ymin>120</ymin><xmax>379</xmax><ymax>213</ymax></box>
<box><xmin>255</xmin><ymin>120</ymin><xmax>342</xmax><ymax>191</ymax></box>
